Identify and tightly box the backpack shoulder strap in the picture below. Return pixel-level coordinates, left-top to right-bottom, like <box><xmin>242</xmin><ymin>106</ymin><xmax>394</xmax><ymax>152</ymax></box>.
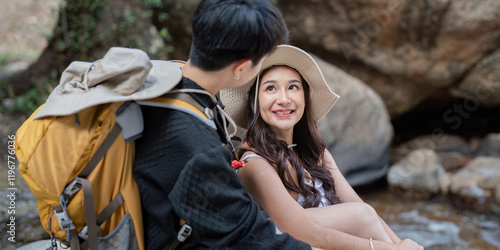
<box><xmin>138</xmin><ymin>92</ymin><xmax>217</xmax><ymax>130</ymax></box>
<box><xmin>240</xmin><ymin>152</ymin><xmax>267</xmax><ymax>162</ymax></box>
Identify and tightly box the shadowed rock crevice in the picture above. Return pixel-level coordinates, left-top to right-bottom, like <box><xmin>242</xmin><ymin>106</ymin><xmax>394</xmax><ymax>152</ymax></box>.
<box><xmin>392</xmin><ymin>101</ymin><xmax>500</xmax><ymax>146</ymax></box>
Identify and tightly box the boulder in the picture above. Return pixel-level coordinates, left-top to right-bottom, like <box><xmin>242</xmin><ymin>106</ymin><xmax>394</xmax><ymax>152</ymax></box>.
<box><xmin>387</xmin><ymin>149</ymin><xmax>447</xmax><ymax>196</ymax></box>
<box><xmin>315</xmin><ymin>55</ymin><xmax>394</xmax><ymax>186</ymax></box>
<box><xmin>450</xmin><ymin>156</ymin><xmax>500</xmax><ymax>210</ymax></box>
<box><xmin>391</xmin><ymin>134</ymin><xmax>472</xmax><ymax>172</ymax></box>
<box><xmin>0</xmin><ymin>191</ymin><xmax>45</xmax><ymax>249</ymax></box>
<box><xmin>474</xmin><ymin>133</ymin><xmax>500</xmax><ymax>158</ymax></box>
<box><xmin>277</xmin><ymin>0</ymin><xmax>500</xmax><ymax>117</ymax></box>
<box><xmin>152</xmin><ymin>0</ymin><xmax>500</xmax><ymax>120</ymax></box>
<box><xmin>450</xmin><ymin>47</ymin><xmax>500</xmax><ymax>107</ymax></box>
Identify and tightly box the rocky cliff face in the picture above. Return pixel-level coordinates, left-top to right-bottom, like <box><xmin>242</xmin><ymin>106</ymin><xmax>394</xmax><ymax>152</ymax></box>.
<box><xmin>277</xmin><ymin>0</ymin><xmax>500</xmax><ymax>117</ymax></box>
<box><xmin>155</xmin><ymin>0</ymin><xmax>500</xmax><ymax>117</ymax></box>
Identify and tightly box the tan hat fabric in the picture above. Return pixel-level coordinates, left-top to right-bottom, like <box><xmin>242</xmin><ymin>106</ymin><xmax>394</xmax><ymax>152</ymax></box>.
<box><xmin>34</xmin><ymin>47</ymin><xmax>182</xmax><ymax>119</ymax></box>
<box><xmin>219</xmin><ymin>44</ymin><xmax>339</xmax><ymax>129</ymax></box>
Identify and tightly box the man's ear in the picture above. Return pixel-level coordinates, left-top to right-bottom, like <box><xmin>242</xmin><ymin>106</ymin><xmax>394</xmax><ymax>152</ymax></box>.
<box><xmin>233</xmin><ymin>59</ymin><xmax>252</xmax><ymax>78</ymax></box>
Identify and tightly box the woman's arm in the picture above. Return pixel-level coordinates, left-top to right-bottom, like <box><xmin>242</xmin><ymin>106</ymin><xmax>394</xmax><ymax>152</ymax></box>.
<box><xmin>380</xmin><ymin>215</ymin><xmax>402</xmax><ymax>243</ymax></box>
<box><xmin>238</xmin><ymin>155</ymin><xmax>328</xmax><ymax>244</ymax></box>
<box><xmin>322</xmin><ymin>150</ymin><xmax>402</xmax><ymax>243</ymax></box>
<box><xmin>322</xmin><ymin>150</ymin><xmax>363</xmax><ymax>203</ymax></box>
<box><xmin>238</xmin><ymin>154</ymin><xmax>417</xmax><ymax>249</ymax></box>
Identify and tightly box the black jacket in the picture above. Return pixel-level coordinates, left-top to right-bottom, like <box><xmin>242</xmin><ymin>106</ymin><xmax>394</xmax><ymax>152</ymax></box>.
<box><xmin>134</xmin><ymin>77</ymin><xmax>311</xmax><ymax>250</ymax></box>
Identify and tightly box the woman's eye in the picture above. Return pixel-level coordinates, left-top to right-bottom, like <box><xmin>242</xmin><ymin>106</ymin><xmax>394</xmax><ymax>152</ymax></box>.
<box><xmin>289</xmin><ymin>85</ymin><xmax>299</xmax><ymax>90</ymax></box>
<box><xmin>265</xmin><ymin>86</ymin><xmax>276</xmax><ymax>91</ymax></box>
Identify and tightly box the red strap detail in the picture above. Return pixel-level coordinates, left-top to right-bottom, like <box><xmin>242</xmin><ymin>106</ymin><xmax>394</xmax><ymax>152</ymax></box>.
<box><xmin>231</xmin><ymin>160</ymin><xmax>245</xmax><ymax>171</ymax></box>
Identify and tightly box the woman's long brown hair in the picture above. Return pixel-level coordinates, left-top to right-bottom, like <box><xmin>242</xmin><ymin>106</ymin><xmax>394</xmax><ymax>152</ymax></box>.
<box><xmin>243</xmin><ymin>66</ymin><xmax>341</xmax><ymax>208</ymax></box>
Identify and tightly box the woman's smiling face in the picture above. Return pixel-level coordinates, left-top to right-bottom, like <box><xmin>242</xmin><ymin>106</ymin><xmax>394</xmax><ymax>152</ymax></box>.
<box><xmin>257</xmin><ymin>66</ymin><xmax>306</xmax><ymax>139</ymax></box>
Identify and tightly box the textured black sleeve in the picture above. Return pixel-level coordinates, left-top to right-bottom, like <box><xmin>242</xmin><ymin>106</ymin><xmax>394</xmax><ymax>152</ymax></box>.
<box><xmin>169</xmin><ymin>146</ymin><xmax>311</xmax><ymax>249</ymax></box>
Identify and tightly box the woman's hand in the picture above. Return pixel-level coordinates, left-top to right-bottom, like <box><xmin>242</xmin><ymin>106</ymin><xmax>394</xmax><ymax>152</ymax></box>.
<box><xmin>397</xmin><ymin>239</ymin><xmax>424</xmax><ymax>250</ymax></box>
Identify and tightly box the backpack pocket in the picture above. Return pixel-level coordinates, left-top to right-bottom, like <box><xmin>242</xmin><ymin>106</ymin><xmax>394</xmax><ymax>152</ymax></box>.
<box><xmin>97</xmin><ymin>213</ymin><xmax>139</xmax><ymax>250</ymax></box>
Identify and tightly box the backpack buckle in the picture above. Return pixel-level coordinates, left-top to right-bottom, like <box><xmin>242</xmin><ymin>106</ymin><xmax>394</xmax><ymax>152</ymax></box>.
<box><xmin>177</xmin><ymin>224</ymin><xmax>192</xmax><ymax>242</ymax></box>
<box><xmin>54</xmin><ymin>206</ymin><xmax>75</xmax><ymax>231</ymax></box>
<box><xmin>64</xmin><ymin>178</ymin><xmax>82</xmax><ymax>197</ymax></box>
<box><xmin>55</xmin><ymin>194</ymin><xmax>75</xmax><ymax>230</ymax></box>
<box><xmin>78</xmin><ymin>225</ymin><xmax>88</xmax><ymax>240</ymax></box>
<box><xmin>56</xmin><ymin>194</ymin><xmax>76</xmax><ymax>243</ymax></box>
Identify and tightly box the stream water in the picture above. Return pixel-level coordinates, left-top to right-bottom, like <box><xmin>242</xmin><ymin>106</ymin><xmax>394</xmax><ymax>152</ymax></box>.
<box><xmin>358</xmin><ymin>184</ymin><xmax>500</xmax><ymax>250</ymax></box>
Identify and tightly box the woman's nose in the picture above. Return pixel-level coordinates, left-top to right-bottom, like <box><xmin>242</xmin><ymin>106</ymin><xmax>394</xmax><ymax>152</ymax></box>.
<box><xmin>276</xmin><ymin>91</ymin><xmax>291</xmax><ymax>104</ymax></box>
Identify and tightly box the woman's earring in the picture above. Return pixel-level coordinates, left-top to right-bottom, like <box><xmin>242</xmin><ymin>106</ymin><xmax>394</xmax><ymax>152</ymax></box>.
<box><xmin>234</xmin><ymin>74</ymin><xmax>240</xmax><ymax>80</ymax></box>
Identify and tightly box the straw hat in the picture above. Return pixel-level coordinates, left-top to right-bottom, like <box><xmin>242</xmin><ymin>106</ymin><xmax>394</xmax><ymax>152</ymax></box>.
<box><xmin>219</xmin><ymin>44</ymin><xmax>339</xmax><ymax>129</ymax></box>
<box><xmin>35</xmin><ymin>47</ymin><xmax>182</xmax><ymax>119</ymax></box>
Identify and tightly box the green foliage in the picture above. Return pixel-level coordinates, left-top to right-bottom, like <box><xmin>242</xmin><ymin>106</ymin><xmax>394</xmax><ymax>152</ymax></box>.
<box><xmin>11</xmin><ymin>89</ymin><xmax>46</xmax><ymax>115</ymax></box>
<box><xmin>115</xmin><ymin>9</ymin><xmax>145</xmax><ymax>49</ymax></box>
<box><xmin>0</xmin><ymin>82</ymin><xmax>12</xmax><ymax>103</ymax></box>
<box><xmin>157</xmin><ymin>12</ymin><xmax>169</xmax><ymax>22</ymax></box>
<box><xmin>142</xmin><ymin>0</ymin><xmax>163</xmax><ymax>8</ymax></box>
<box><xmin>0</xmin><ymin>72</ymin><xmax>56</xmax><ymax>116</ymax></box>
<box><xmin>52</xmin><ymin>0</ymin><xmax>107</xmax><ymax>59</ymax></box>
<box><xmin>48</xmin><ymin>0</ymin><xmax>174</xmax><ymax>60</ymax></box>
<box><xmin>159</xmin><ymin>27</ymin><xmax>172</xmax><ymax>42</ymax></box>
<box><xmin>0</xmin><ymin>55</ymin><xmax>8</xmax><ymax>69</ymax></box>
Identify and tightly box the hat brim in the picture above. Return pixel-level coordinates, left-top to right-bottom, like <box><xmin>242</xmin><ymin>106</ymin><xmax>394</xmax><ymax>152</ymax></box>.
<box><xmin>220</xmin><ymin>45</ymin><xmax>339</xmax><ymax>129</ymax></box>
<box><xmin>34</xmin><ymin>60</ymin><xmax>182</xmax><ymax>119</ymax></box>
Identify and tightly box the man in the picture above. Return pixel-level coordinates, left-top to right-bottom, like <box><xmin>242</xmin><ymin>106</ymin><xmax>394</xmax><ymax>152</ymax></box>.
<box><xmin>133</xmin><ymin>0</ymin><xmax>311</xmax><ymax>249</ymax></box>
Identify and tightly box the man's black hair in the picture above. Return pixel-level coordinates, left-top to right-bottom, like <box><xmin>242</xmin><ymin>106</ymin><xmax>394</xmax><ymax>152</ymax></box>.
<box><xmin>189</xmin><ymin>0</ymin><xmax>289</xmax><ymax>71</ymax></box>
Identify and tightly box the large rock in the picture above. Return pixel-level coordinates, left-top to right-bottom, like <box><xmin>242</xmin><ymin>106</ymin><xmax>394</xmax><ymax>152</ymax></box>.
<box><xmin>450</xmin><ymin>156</ymin><xmax>500</xmax><ymax>208</ymax></box>
<box><xmin>451</xmin><ymin>49</ymin><xmax>500</xmax><ymax>107</ymax></box>
<box><xmin>315</xmin><ymin>55</ymin><xmax>393</xmax><ymax>186</ymax></box>
<box><xmin>391</xmin><ymin>134</ymin><xmax>471</xmax><ymax>172</ymax></box>
<box><xmin>277</xmin><ymin>0</ymin><xmax>500</xmax><ymax>117</ymax></box>
<box><xmin>474</xmin><ymin>133</ymin><xmax>500</xmax><ymax>158</ymax></box>
<box><xmin>387</xmin><ymin>149</ymin><xmax>448</xmax><ymax>196</ymax></box>
<box><xmin>152</xmin><ymin>0</ymin><xmax>500</xmax><ymax>118</ymax></box>
<box><xmin>0</xmin><ymin>191</ymin><xmax>45</xmax><ymax>249</ymax></box>
<box><xmin>147</xmin><ymin>0</ymin><xmax>500</xmax><ymax>187</ymax></box>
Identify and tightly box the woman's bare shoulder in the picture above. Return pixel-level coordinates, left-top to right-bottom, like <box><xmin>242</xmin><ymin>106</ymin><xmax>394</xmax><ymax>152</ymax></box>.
<box><xmin>322</xmin><ymin>149</ymin><xmax>339</xmax><ymax>171</ymax></box>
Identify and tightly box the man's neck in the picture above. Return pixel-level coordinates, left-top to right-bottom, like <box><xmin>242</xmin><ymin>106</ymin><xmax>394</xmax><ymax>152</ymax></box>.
<box><xmin>182</xmin><ymin>60</ymin><xmax>233</xmax><ymax>96</ymax></box>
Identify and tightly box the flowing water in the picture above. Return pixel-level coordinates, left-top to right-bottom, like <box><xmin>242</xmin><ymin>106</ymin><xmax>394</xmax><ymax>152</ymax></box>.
<box><xmin>358</xmin><ymin>185</ymin><xmax>500</xmax><ymax>249</ymax></box>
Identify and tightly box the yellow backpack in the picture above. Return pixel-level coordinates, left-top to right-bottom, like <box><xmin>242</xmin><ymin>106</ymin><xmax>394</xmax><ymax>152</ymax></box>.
<box><xmin>17</xmin><ymin>101</ymin><xmax>143</xmax><ymax>250</ymax></box>
<box><xmin>15</xmin><ymin>48</ymin><xmax>211</xmax><ymax>250</ymax></box>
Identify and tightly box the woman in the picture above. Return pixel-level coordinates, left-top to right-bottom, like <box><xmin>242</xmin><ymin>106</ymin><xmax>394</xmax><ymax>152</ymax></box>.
<box><xmin>220</xmin><ymin>45</ymin><xmax>423</xmax><ymax>250</ymax></box>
